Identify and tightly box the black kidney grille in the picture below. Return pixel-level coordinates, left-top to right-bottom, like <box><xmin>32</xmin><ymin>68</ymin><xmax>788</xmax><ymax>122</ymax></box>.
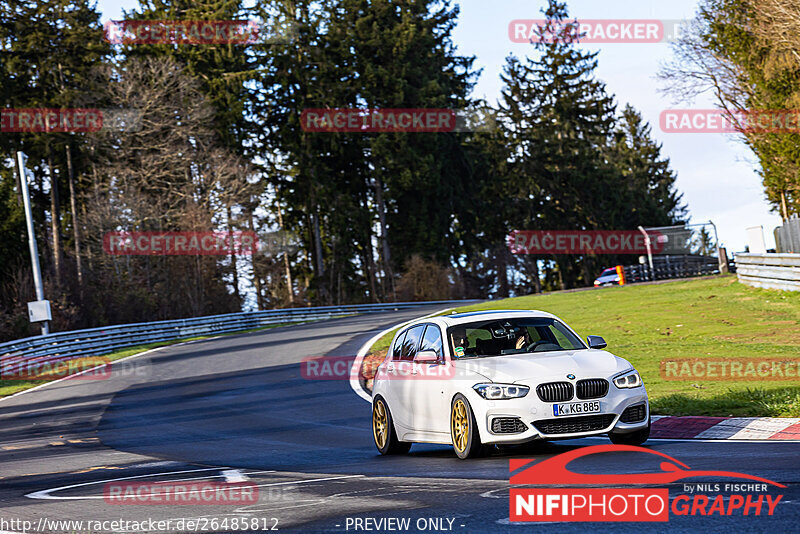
<box><xmin>536</xmin><ymin>382</ymin><xmax>574</xmax><ymax>402</ymax></box>
<box><xmin>620</xmin><ymin>403</ymin><xmax>647</xmax><ymax>423</ymax></box>
<box><xmin>491</xmin><ymin>417</ymin><xmax>528</xmax><ymax>434</ymax></box>
<box><xmin>576</xmin><ymin>378</ymin><xmax>609</xmax><ymax>399</ymax></box>
<box><xmin>533</xmin><ymin>414</ymin><xmax>616</xmax><ymax>435</ymax></box>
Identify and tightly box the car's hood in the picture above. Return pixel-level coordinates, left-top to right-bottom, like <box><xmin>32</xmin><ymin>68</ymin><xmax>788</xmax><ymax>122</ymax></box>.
<box><xmin>451</xmin><ymin>350</ymin><xmax>631</xmax><ymax>383</ymax></box>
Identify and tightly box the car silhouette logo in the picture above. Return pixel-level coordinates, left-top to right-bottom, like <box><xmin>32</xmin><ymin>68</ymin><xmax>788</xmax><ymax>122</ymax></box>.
<box><xmin>566</xmin><ymin>374</ymin><xmax>576</xmax><ymax>380</ymax></box>
<box><xmin>509</xmin><ymin>444</ymin><xmax>786</xmax><ymax>487</ymax></box>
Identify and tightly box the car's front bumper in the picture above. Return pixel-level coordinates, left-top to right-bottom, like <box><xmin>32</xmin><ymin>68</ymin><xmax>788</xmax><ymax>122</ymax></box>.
<box><xmin>467</xmin><ymin>385</ymin><xmax>649</xmax><ymax>445</ymax></box>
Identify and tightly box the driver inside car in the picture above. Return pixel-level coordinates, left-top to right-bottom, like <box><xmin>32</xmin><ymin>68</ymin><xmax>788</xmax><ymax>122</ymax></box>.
<box><xmin>515</xmin><ymin>329</ymin><xmax>532</xmax><ymax>350</ymax></box>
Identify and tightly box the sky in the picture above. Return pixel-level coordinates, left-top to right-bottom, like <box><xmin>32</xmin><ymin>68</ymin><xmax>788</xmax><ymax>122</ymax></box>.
<box><xmin>95</xmin><ymin>0</ymin><xmax>783</xmax><ymax>252</ymax></box>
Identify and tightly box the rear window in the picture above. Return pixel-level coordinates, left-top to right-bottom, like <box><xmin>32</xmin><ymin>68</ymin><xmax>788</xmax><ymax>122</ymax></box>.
<box><xmin>400</xmin><ymin>325</ymin><xmax>425</xmax><ymax>361</ymax></box>
<box><xmin>392</xmin><ymin>330</ymin><xmax>408</xmax><ymax>360</ymax></box>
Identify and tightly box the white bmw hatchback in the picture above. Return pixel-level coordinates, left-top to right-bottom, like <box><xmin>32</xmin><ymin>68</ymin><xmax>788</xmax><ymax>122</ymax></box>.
<box><xmin>371</xmin><ymin>310</ymin><xmax>650</xmax><ymax>459</ymax></box>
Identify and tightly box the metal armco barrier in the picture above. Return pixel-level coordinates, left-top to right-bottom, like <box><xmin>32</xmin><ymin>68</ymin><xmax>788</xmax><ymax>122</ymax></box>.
<box><xmin>774</xmin><ymin>218</ymin><xmax>800</xmax><ymax>253</ymax></box>
<box><xmin>735</xmin><ymin>253</ymin><xmax>800</xmax><ymax>292</ymax></box>
<box><xmin>0</xmin><ymin>301</ymin><xmax>473</xmax><ymax>376</ymax></box>
<box><xmin>623</xmin><ymin>254</ymin><xmax>725</xmax><ymax>283</ymax></box>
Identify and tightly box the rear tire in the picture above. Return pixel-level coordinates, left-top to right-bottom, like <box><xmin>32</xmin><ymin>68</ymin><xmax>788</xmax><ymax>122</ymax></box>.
<box><xmin>609</xmin><ymin>417</ymin><xmax>651</xmax><ymax>446</ymax></box>
<box><xmin>450</xmin><ymin>394</ymin><xmax>484</xmax><ymax>459</ymax></box>
<box><xmin>372</xmin><ymin>396</ymin><xmax>411</xmax><ymax>455</ymax></box>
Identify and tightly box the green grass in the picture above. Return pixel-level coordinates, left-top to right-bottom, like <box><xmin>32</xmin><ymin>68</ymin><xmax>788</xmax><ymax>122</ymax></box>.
<box><xmin>651</xmin><ymin>387</ymin><xmax>800</xmax><ymax>417</ymax></box>
<box><xmin>363</xmin><ymin>276</ymin><xmax>800</xmax><ymax>417</ymax></box>
<box><xmin>0</xmin><ymin>321</ymin><xmax>302</xmax><ymax>398</ymax></box>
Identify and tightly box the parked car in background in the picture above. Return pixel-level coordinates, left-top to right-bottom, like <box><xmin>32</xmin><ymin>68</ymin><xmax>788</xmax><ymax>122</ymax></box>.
<box><xmin>594</xmin><ymin>267</ymin><xmax>620</xmax><ymax>286</ymax></box>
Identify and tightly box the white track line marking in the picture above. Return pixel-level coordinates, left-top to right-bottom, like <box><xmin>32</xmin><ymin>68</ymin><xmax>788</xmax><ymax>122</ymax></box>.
<box><xmin>349</xmin><ymin>307</ymin><xmax>455</xmax><ymax>403</ymax></box>
<box><xmin>25</xmin><ymin>467</ymin><xmax>230</xmax><ymax>500</ymax></box>
<box><xmin>221</xmin><ymin>469</ymin><xmax>250</xmax><ymax>483</ymax></box>
<box><xmin>26</xmin><ymin>469</ymin><xmax>361</xmax><ymax>501</ymax></box>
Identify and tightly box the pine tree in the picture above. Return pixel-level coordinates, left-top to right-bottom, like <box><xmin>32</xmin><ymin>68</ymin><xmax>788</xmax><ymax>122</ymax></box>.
<box><xmin>499</xmin><ymin>1</ymin><xmax>685</xmax><ymax>290</ymax></box>
<box><xmin>340</xmin><ymin>0</ymin><xmax>478</xmax><ymax>285</ymax></box>
<box><xmin>0</xmin><ymin>0</ymin><xmax>108</xmax><ymax>336</ymax></box>
<box><xmin>500</xmin><ymin>0</ymin><xmax>618</xmax><ymax>288</ymax></box>
<box><xmin>609</xmin><ymin>105</ymin><xmax>686</xmax><ymax>229</ymax></box>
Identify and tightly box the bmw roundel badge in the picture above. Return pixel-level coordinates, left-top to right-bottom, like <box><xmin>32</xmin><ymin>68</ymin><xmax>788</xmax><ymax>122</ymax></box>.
<box><xmin>566</xmin><ymin>374</ymin><xmax>576</xmax><ymax>380</ymax></box>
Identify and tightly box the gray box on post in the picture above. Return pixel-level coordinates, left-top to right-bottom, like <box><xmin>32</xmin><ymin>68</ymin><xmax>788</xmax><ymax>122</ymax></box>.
<box><xmin>27</xmin><ymin>300</ymin><xmax>52</xmax><ymax>323</ymax></box>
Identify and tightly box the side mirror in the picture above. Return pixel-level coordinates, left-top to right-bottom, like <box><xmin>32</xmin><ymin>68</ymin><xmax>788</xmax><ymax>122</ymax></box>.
<box><xmin>586</xmin><ymin>335</ymin><xmax>607</xmax><ymax>349</ymax></box>
<box><xmin>414</xmin><ymin>350</ymin><xmax>439</xmax><ymax>363</ymax></box>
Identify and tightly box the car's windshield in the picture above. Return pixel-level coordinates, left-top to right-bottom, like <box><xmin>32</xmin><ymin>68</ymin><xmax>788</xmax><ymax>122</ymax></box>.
<box><xmin>447</xmin><ymin>318</ymin><xmax>586</xmax><ymax>359</ymax></box>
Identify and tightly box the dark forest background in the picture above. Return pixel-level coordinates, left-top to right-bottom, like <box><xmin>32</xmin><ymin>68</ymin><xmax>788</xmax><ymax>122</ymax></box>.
<box><xmin>0</xmin><ymin>1</ymin><xmax>691</xmax><ymax>341</ymax></box>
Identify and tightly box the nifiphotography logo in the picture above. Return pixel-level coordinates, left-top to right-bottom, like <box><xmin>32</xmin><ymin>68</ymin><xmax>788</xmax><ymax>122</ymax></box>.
<box><xmin>510</xmin><ymin>444</ymin><xmax>785</xmax><ymax>522</ymax></box>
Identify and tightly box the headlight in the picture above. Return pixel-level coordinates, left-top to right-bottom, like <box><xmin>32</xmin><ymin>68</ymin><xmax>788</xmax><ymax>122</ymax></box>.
<box><xmin>473</xmin><ymin>383</ymin><xmax>529</xmax><ymax>400</ymax></box>
<box><xmin>613</xmin><ymin>370</ymin><xmax>642</xmax><ymax>389</ymax></box>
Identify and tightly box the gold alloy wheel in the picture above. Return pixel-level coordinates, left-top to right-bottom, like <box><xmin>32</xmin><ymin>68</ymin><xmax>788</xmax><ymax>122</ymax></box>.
<box><xmin>373</xmin><ymin>400</ymin><xmax>388</xmax><ymax>449</ymax></box>
<box><xmin>451</xmin><ymin>399</ymin><xmax>469</xmax><ymax>452</ymax></box>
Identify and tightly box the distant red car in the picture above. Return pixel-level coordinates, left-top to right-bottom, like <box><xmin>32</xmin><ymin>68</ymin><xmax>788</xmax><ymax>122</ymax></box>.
<box><xmin>594</xmin><ymin>267</ymin><xmax>621</xmax><ymax>286</ymax></box>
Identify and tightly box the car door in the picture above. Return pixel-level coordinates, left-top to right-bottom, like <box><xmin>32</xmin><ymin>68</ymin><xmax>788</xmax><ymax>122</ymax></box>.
<box><xmin>380</xmin><ymin>328</ymin><xmax>408</xmax><ymax>423</ymax></box>
<box><xmin>408</xmin><ymin>324</ymin><xmax>451</xmax><ymax>434</ymax></box>
<box><xmin>387</xmin><ymin>324</ymin><xmax>425</xmax><ymax>431</ymax></box>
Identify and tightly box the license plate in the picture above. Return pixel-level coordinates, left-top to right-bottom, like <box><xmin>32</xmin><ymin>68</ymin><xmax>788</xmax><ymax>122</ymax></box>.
<box><xmin>553</xmin><ymin>401</ymin><xmax>601</xmax><ymax>416</ymax></box>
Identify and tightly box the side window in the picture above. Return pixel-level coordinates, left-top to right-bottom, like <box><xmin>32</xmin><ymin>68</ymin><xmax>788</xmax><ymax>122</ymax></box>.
<box><xmin>419</xmin><ymin>325</ymin><xmax>444</xmax><ymax>360</ymax></box>
<box><xmin>392</xmin><ymin>330</ymin><xmax>408</xmax><ymax>360</ymax></box>
<box><xmin>400</xmin><ymin>325</ymin><xmax>426</xmax><ymax>361</ymax></box>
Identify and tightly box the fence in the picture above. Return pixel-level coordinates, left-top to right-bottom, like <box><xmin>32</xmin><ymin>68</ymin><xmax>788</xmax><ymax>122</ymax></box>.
<box><xmin>622</xmin><ymin>254</ymin><xmax>725</xmax><ymax>283</ymax></box>
<box><xmin>0</xmin><ymin>301</ymin><xmax>471</xmax><ymax>377</ymax></box>
<box><xmin>735</xmin><ymin>253</ymin><xmax>800</xmax><ymax>291</ymax></box>
<box><xmin>774</xmin><ymin>218</ymin><xmax>800</xmax><ymax>253</ymax></box>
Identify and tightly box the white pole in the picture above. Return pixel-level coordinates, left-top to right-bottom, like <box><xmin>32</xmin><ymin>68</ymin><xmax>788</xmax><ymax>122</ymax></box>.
<box><xmin>638</xmin><ymin>225</ymin><xmax>654</xmax><ymax>279</ymax></box>
<box><xmin>16</xmin><ymin>151</ymin><xmax>49</xmax><ymax>335</ymax></box>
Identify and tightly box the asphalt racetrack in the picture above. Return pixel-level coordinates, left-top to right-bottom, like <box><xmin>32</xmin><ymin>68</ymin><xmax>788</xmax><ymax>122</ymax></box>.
<box><xmin>1</xmin><ymin>308</ymin><xmax>797</xmax><ymax>533</ymax></box>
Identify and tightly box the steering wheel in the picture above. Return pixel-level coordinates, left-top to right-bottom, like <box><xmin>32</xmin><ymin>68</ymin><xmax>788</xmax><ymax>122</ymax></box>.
<box><xmin>525</xmin><ymin>341</ymin><xmax>548</xmax><ymax>352</ymax></box>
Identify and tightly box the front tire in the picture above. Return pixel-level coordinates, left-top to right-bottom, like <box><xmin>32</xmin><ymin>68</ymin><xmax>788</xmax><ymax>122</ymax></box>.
<box><xmin>609</xmin><ymin>417</ymin><xmax>651</xmax><ymax>446</ymax></box>
<box><xmin>450</xmin><ymin>394</ymin><xmax>484</xmax><ymax>459</ymax></box>
<box><xmin>372</xmin><ymin>396</ymin><xmax>411</xmax><ymax>455</ymax></box>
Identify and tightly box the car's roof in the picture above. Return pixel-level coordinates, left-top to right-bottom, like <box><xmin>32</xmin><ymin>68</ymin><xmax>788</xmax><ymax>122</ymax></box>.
<box><xmin>433</xmin><ymin>309</ymin><xmax>558</xmax><ymax>327</ymax></box>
